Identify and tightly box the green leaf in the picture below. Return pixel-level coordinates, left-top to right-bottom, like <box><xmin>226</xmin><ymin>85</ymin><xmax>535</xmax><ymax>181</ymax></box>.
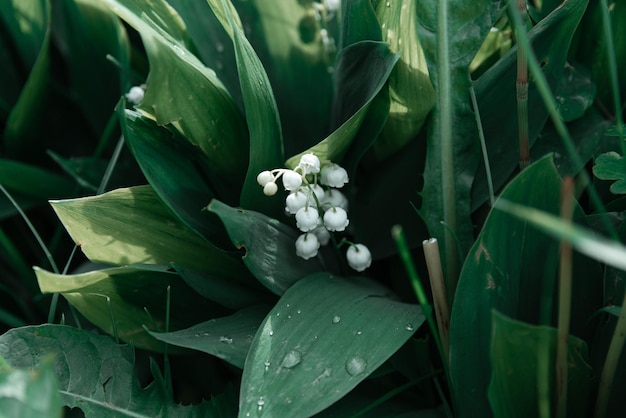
<box><xmin>1</xmin><ymin>0</ymin><xmax>51</xmax><ymax>155</ymax></box>
<box><xmin>208</xmin><ymin>199</ymin><xmax>325</xmax><ymax>295</ymax></box>
<box><xmin>120</xmin><ymin>107</ymin><xmax>234</xmax><ymax>244</ymax></box>
<box><xmin>56</xmin><ymin>0</ymin><xmax>131</xmax><ymax>133</ymax></box>
<box><xmin>554</xmin><ymin>64</ymin><xmax>596</xmax><ymax>122</ymax></box>
<box><xmin>239</xmin><ymin>273</ymin><xmax>425</xmax><ymax>417</ymax></box>
<box><xmin>172</xmin><ymin>264</ymin><xmax>274</xmax><ymax>311</ymax></box>
<box><xmin>207</xmin><ymin>0</ymin><xmax>285</xmax><ymax>216</ymax></box>
<box><xmin>339</xmin><ymin>0</ymin><xmax>381</xmax><ymax>50</ymax></box>
<box><xmin>50</xmin><ymin>185</ymin><xmax>250</xmax><ymax>280</ymax></box>
<box><xmin>0</xmin><ymin>357</ymin><xmax>63</xmax><ymax>418</ymax></box>
<box><xmin>149</xmin><ymin>305</ymin><xmax>270</xmax><ymax>369</ymax></box>
<box><xmin>36</xmin><ymin>265</ymin><xmax>227</xmax><ymax>352</ymax></box>
<box><xmin>416</xmin><ymin>0</ymin><xmax>503</xmax><ymax>281</ymax></box>
<box><xmin>0</xmin><ymin>325</ymin><xmax>236</xmax><ymax>416</ymax></box>
<box><xmin>488</xmin><ymin>311</ymin><xmax>592</xmax><ymax>418</ymax></box>
<box><xmin>450</xmin><ymin>155</ymin><xmax>601</xmax><ymax>418</ymax></box>
<box><xmin>285</xmin><ymin>41</ymin><xmax>399</xmax><ymax>170</ymax></box>
<box><xmin>471</xmin><ymin>0</ymin><xmax>589</xmax><ymax>210</ymax></box>
<box><xmin>372</xmin><ymin>0</ymin><xmax>436</xmax><ymax>160</ymax></box>
<box><xmin>593</xmin><ymin>151</ymin><xmax>626</xmax><ymax>194</ymax></box>
<box><xmin>105</xmin><ymin>0</ymin><xmax>249</xmax><ymax>195</ymax></box>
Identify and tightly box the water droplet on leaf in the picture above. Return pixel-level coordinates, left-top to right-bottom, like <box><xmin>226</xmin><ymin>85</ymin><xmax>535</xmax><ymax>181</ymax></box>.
<box><xmin>281</xmin><ymin>350</ymin><xmax>303</xmax><ymax>368</ymax></box>
<box><xmin>345</xmin><ymin>356</ymin><xmax>367</xmax><ymax>376</ymax></box>
<box><xmin>405</xmin><ymin>323</ymin><xmax>414</xmax><ymax>331</ymax></box>
<box><xmin>219</xmin><ymin>336</ymin><xmax>233</xmax><ymax>344</ymax></box>
<box><xmin>332</xmin><ymin>315</ymin><xmax>341</xmax><ymax>324</ymax></box>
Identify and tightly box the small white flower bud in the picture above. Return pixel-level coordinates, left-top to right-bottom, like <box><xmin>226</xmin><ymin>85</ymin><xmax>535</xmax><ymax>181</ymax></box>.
<box><xmin>298</xmin><ymin>153</ymin><xmax>321</xmax><ymax>174</ymax></box>
<box><xmin>285</xmin><ymin>190</ymin><xmax>308</xmax><ymax>214</ymax></box>
<box><xmin>311</xmin><ymin>226</ymin><xmax>331</xmax><ymax>246</ymax></box>
<box><xmin>323</xmin><ymin>207</ymin><xmax>349</xmax><ymax>231</ymax></box>
<box><xmin>322</xmin><ymin>189</ymin><xmax>348</xmax><ymax>210</ymax></box>
<box><xmin>295</xmin><ymin>206</ymin><xmax>320</xmax><ymax>232</ymax></box>
<box><xmin>263</xmin><ymin>182</ymin><xmax>278</xmax><ymax>196</ymax></box>
<box><xmin>282</xmin><ymin>170</ymin><xmax>303</xmax><ymax>191</ymax></box>
<box><xmin>125</xmin><ymin>86</ymin><xmax>145</xmax><ymax>105</ymax></box>
<box><xmin>346</xmin><ymin>244</ymin><xmax>372</xmax><ymax>272</ymax></box>
<box><xmin>295</xmin><ymin>233</ymin><xmax>320</xmax><ymax>260</ymax></box>
<box><xmin>320</xmin><ymin>164</ymin><xmax>349</xmax><ymax>188</ymax></box>
<box><xmin>257</xmin><ymin>170</ymin><xmax>275</xmax><ymax>187</ymax></box>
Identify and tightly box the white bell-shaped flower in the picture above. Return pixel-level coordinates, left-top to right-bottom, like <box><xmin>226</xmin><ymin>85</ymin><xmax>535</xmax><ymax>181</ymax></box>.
<box><xmin>304</xmin><ymin>184</ymin><xmax>325</xmax><ymax>202</ymax></box>
<box><xmin>295</xmin><ymin>206</ymin><xmax>320</xmax><ymax>232</ymax></box>
<box><xmin>346</xmin><ymin>244</ymin><xmax>372</xmax><ymax>272</ymax></box>
<box><xmin>320</xmin><ymin>163</ymin><xmax>349</xmax><ymax>188</ymax></box>
<box><xmin>295</xmin><ymin>233</ymin><xmax>320</xmax><ymax>260</ymax></box>
<box><xmin>322</xmin><ymin>189</ymin><xmax>348</xmax><ymax>210</ymax></box>
<box><xmin>311</xmin><ymin>226</ymin><xmax>331</xmax><ymax>246</ymax></box>
<box><xmin>323</xmin><ymin>207</ymin><xmax>349</xmax><ymax>231</ymax></box>
<box><xmin>125</xmin><ymin>86</ymin><xmax>145</xmax><ymax>105</ymax></box>
<box><xmin>282</xmin><ymin>170</ymin><xmax>303</xmax><ymax>191</ymax></box>
<box><xmin>257</xmin><ymin>170</ymin><xmax>275</xmax><ymax>187</ymax></box>
<box><xmin>285</xmin><ymin>190</ymin><xmax>308</xmax><ymax>214</ymax></box>
<box><xmin>298</xmin><ymin>153</ymin><xmax>321</xmax><ymax>174</ymax></box>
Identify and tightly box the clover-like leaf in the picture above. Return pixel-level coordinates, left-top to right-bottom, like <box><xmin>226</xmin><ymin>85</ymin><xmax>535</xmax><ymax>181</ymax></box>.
<box><xmin>593</xmin><ymin>151</ymin><xmax>626</xmax><ymax>194</ymax></box>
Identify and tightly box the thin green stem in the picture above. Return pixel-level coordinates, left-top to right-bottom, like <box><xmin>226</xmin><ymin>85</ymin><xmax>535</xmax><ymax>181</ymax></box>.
<box><xmin>470</xmin><ymin>84</ymin><xmax>495</xmax><ymax>206</ymax></box>
<box><xmin>507</xmin><ymin>0</ymin><xmax>618</xmax><ymax>242</ymax></box>
<box><xmin>515</xmin><ymin>0</ymin><xmax>530</xmax><ymax>169</ymax></box>
<box><xmin>422</xmin><ymin>238</ymin><xmax>450</xmax><ymax>364</ymax></box>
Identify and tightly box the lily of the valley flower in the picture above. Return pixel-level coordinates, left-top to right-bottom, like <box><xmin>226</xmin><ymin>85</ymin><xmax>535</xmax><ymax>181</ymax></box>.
<box><xmin>346</xmin><ymin>244</ymin><xmax>372</xmax><ymax>272</ymax></box>
<box><xmin>125</xmin><ymin>86</ymin><xmax>145</xmax><ymax>105</ymax></box>
<box><xmin>295</xmin><ymin>206</ymin><xmax>320</xmax><ymax>232</ymax></box>
<box><xmin>295</xmin><ymin>233</ymin><xmax>320</xmax><ymax>260</ymax></box>
<box><xmin>323</xmin><ymin>207</ymin><xmax>349</xmax><ymax>231</ymax></box>
<box><xmin>320</xmin><ymin>163</ymin><xmax>349</xmax><ymax>188</ymax></box>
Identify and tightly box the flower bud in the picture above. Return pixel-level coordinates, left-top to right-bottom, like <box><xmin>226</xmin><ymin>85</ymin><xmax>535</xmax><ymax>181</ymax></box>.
<box><xmin>346</xmin><ymin>244</ymin><xmax>372</xmax><ymax>272</ymax></box>
<box><xmin>257</xmin><ymin>170</ymin><xmax>275</xmax><ymax>187</ymax></box>
<box><xmin>263</xmin><ymin>182</ymin><xmax>278</xmax><ymax>196</ymax></box>
<box><xmin>125</xmin><ymin>86</ymin><xmax>145</xmax><ymax>105</ymax></box>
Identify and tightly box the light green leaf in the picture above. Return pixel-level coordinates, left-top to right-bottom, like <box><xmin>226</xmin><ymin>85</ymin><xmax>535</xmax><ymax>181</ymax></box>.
<box><xmin>149</xmin><ymin>305</ymin><xmax>270</xmax><ymax>369</ymax></box>
<box><xmin>208</xmin><ymin>199</ymin><xmax>325</xmax><ymax>295</ymax></box>
<box><xmin>0</xmin><ymin>325</ymin><xmax>237</xmax><ymax>416</ymax></box>
<box><xmin>104</xmin><ymin>0</ymin><xmax>249</xmax><ymax>194</ymax></box>
<box><xmin>0</xmin><ymin>357</ymin><xmax>63</xmax><ymax>418</ymax></box>
<box><xmin>488</xmin><ymin>311</ymin><xmax>592</xmax><ymax>418</ymax></box>
<box><xmin>36</xmin><ymin>265</ymin><xmax>227</xmax><ymax>352</ymax></box>
<box><xmin>593</xmin><ymin>151</ymin><xmax>626</xmax><ymax>194</ymax></box>
<box><xmin>239</xmin><ymin>273</ymin><xmax>424</xmax><ymax>417</ymax></box>
<box><xmin>50</xmin><ymin>185</ymin><xmax>250</xmax><ymax>280</ymax></box>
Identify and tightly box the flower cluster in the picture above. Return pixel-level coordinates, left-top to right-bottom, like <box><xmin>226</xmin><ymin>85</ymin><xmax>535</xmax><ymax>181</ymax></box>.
<box><xmin>257</xmin><ymin>153</ymin><xmax>372</xmax><ymax>272</ymax></box>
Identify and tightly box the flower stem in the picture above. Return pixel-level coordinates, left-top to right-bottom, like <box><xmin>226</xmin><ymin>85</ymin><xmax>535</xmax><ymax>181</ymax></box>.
<box><xmin>422</xmin><ymin>238</ymin><xmax>450</xmax><ymax>364</ymax></box>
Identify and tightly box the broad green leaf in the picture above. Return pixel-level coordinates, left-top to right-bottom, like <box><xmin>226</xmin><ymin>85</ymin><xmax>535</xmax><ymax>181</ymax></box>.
<box><xmin>56</xmin><ymin>0</ymin><xmax>131</xmax><ymax>134</ymax></box>
<box><xmin>285</xmin><ymin>41</ymin><xmax>399</xmax><ymax>170</ymax></box>
<box><xmin>173</xmin><ymin>264</ymin><xmax>274</xmax><ymax>311</ymax></box>
<box><xmin>207</xmin><ymin>0</ymin><xmax>285</xmax><ymax>216</ymax></box>
<box><xmin>208</xmin><ymin>199</ymin><xmax>325</xmax><ymax>295</ymax></box>
<box><xmin>36</xmin><ymin>265</ymin><xmax>227</xmax><ymax>351</ymax></box>
<box><xmin>104</xmin><ymin>0</ymin><xmax>249</xmax><ymax>195</ymax></box>
<box><xmin>471</xmin><ymin>0</ymin><xmax>588</xmax><ymax>211</ymax></box>
<box><xmin>593</xmin><ymin>151</ymin><xmax>626</xmax><ymax>194</ymax></box>
<box><xmin>1</xmin><ymin>0</ymin><xmax>51</xmax><ymax>155</ymax></box>
<box><xmin>450</xmin><ymin>155</ymin><xmax>601</xmax><ymax>418</ymax></box>
<box><xmin>50</xmin><ymin>185</ymin><xmax>250</xmax><ymax>280</ymax></box>
<box><xmin>372</xmin><ymin>0</ymin><xmax>436</xmax><ymax>160</ymax></box>
<box><xmin>0</xmin><ymin>325</ymin><xmax>237</xmax><ymax>416</ymax></box>
<box><xmin>488</xmin><ymin>311</ymin><xmax>592</xmax><ymax>418</ymax></box>
<box><xmin>416</xmin><ymin>0</ymin><xmax>503</xmax><ymax>282</ymax></box>
<box><xmin>121</xmin><ymin>107</ymin><xmax>235</xmax><ymax>243</ymax></box>
<box><xmin>339</xmin><ymin>0</ymin><xmax>381</xmax><ymax>51</ymax></box>
<box><xmin>0</xmin><ymin>357</ymin><xmax>62</xmax><ymax>418</ymax></box>
<box><xmin>239</xmin><ymin>273</ymin><xmax>425</xmax><ymax>417</ymax></box>
<box><xmin>149</xmin><ymin>305</ymin><xmax>270</xmax><ymax>369</ymax></box>
<box><xmin>244</xmin><ymin>0</ymin><xmax>335</xmax><ymax>153</ymax></box>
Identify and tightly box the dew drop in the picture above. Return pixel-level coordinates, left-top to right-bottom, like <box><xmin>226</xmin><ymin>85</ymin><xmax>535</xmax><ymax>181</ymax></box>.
<box><xmin>219</xmin><ymin>336</ymin><xmax>233</xmax><ymax>344</ymax></box>
<box><xmin>405</xmin><ymin>323</ymin><xmax>414</xmax><ymax>331</ymax></box>
<box><xmin>269</xmin><ymin>330</ymin><xmax>274</xmax><ymax>336</ymax></box>
<box><xmin>194</xmin><ymin>333</ymin><xmax>201</xmax><ymax>337</ymax></box>
<box><xmin>276</xmin><ymin>312</ymin><xmax>280</xmax><ymax>317</ymax></box>
<box><xmin>345</xmin><ymin>356</ymin><xmax>367</xmax><ymax>376</ymax></box>
<box><xmin>386</xmin><ymin>1</ymin><xmax>390</xmax><ymax>6</ymax></box>
<box><xmin>297</xmin><ymin>309</ymin><xmax>302</xmax><ymax>314</ymax></box>
<box><xmin>281</xmin><ymin>350</ymin><xmax>303</xmax><ymax>368</ymax></box>
<box><xmin>355</xmin><ymin>330</ymin><xmax>362</xmax><ymax>336</ymax></box>
<box><xmin>216</xmin><ymin>42</ymin><xmax>224</xmax><ymax>53</ymax></box>
<box><xmin>332</xmin><ymin>315</ymin><xmax>341</xmax><ymax>324</ymax></box>
<box><xmin>264</xmin><ymin>360</ymin><xmax>271</xmax><ymax>371</ymax></box>
<box><xmin>257</xmin><ymin>396</ymin><xmax>265</xmax><ymax>411</ymax></box>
